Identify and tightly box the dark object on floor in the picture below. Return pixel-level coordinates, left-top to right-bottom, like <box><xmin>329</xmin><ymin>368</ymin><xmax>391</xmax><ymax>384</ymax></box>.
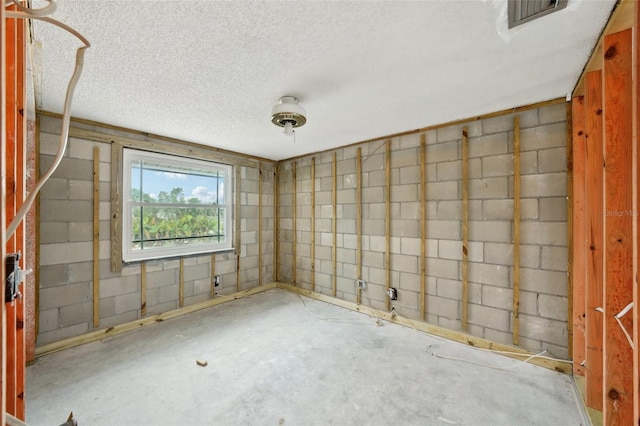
<box><xmin>59</xmin><ymin>412</ymin><xmax>77</xmax><ymax>426</ymax></box>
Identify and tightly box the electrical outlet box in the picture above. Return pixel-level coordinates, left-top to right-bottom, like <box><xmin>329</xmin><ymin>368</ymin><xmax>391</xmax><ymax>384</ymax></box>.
<box><xmin>214</xmin><ymin>275</ymin><xmax>221</xmax><ymax>287</ymax></box>
<box><xmin>387</xmin><ymin>287</ymin><xmax>398</xmax><ymax>300</ymax></box>
<box><xmin>356</xmin><ymin>279</ymin><xmax>367</xmax><ymax>290</ymax></box>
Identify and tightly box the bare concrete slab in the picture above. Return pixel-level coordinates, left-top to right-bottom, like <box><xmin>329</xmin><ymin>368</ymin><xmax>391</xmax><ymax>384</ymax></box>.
<box><xmin>27</xmin><ymin>289</ymin><xmax>586</xmax><ymax>425</ymax></box>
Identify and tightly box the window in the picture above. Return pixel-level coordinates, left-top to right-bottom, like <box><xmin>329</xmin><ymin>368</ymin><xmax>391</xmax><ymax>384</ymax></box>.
<box><xmin>122</xmin><ymin>148</ymin><xmax>233</xmax><ymax>262</ymax></box>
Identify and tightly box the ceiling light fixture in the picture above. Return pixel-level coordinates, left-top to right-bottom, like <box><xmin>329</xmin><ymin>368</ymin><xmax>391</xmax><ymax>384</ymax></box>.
<box><xmin>271</xmin><ymin>96</ymin><xmax>307</xmax><ymax>137</ymax></box>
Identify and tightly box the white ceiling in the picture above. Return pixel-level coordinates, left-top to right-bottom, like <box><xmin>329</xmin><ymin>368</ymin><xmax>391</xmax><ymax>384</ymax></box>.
<box><xmin>32</xmin><ymin>0</ymin><xmax>615</xmax><ymax>161</ymax></box>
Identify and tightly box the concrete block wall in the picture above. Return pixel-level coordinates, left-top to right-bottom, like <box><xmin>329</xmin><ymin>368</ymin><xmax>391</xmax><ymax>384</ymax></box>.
<box><xmin>37</xmin><ymin>115</ymin><xmax>275</xmax><ymax>346</ymax></box>
<box><xmin>278</xmin><ymin>102</ymin><xmax>570</xmax><ymax>358</ymax></box>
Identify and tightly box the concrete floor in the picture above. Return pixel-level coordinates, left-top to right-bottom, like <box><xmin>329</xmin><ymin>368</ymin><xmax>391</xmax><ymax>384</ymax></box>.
<box><xmin>27</xmin><ymin>289</ymin><xmax>586</xmax><ymax>425</ymax></box>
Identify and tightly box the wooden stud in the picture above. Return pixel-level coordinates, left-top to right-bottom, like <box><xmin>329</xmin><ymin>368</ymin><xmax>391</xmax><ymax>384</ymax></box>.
<box><xmin>274</xmin><ymin>165</ymin><xmax>279</xmax><ymax>282</ymax></box>
<box><xmin>512</xmin><ymin>118</ymin><xmax>521</xmax><ymax>345</ymax></box>
<box><xmin>603</xmin><ymin>29</ymin><xmax>634</xmax><ymax>424</ymax></box>
<box><xmin>356</xmin><ymin>148</ymin><xmax>362</xmax><ymax>304</ymax></box>
<box><xmin>311</xmin><ymin>158</ymin><xmax>316</xmax><ymax>292</ymax></box>
<box><xmin>141</xmin><ymin>263</ymin><xmax>147</xmax><ymax>316</ymax></box>
<box><xmin>235</xmin><ymin>166</ymin><xmax>241</xmax><ymax>256</ymax></box>
<box><xmin>210</xmin><ymin>254</ymin><xmax>216</xmax><ymax>299</ymax></box>
<box><xmin>110</xmin><ymin>144</ymin><xmax>124</xmax><ymax>272</ymax></box>
<box><xmin>571</xmin><ymin>95</ymin><xmax>587</xmax><ymax>377</ymax></box>
<box><xmin>385</xmin><ymin>140</ymin><xmax>392</xmax><ymax>311</ymax></box>
<box><xmin>420</xmin><ymin>134</ymin><xmax>427</xmax><ymax>321</ymax></box>
<box><xmin>278</xmin><ymin>283</ymin><xmax>572</xmax><ymax>374</ymax></box>
<box><xmin>332</xmin><ymin>153</ymin><xmax>337</xmax><ymax>297</ymax></box>
<box><xmin>585</xmin><ymin>69</ymin><xmax>604</xmax><ymax>412</ymax></box>
<box><xmin>635</xmin><ymin>4</ymin><xmax>640</xmax><ymax>423</ymax></box>
<box><xmin>236</xmin><ymin>254</ymin><xmax>241</xmax><ymax>292</ymax></box>
<box><xmin>35</xmin><ymin>284</ymin><xmax>278</xmax><ymax>358</ymax></box>
<box><xmin>292</xmin><ymin>161</ymin><xmax>297</xmax><ymax>286</ymax></box>
<box><xmin>461</xmin><ymin>128</ymin><xmax>469</xmax><ymax>332</ymax></box>
<box><xmin>1</xmin><ymin>5</ymin><xmax>7</xmax><ymax>419</ymax></box>
<box><xmin>179</xmin><ymin>258</ymin><xmax>185</xmax><ymax>307</ymax></box>
<box><xmin>93</xmin><ymin>146</ymin><xmax>100</xmax><ymax>328</ymax></box>
<box><xmin>258</xmin><ymin>162</ymin><xmax>263</xmax><ymax>286</ymax></box>
<box><xmin>566</xmin><ymin>101</ymin><xmax>574</xmax><ymax>361</ymax></box>
<box><xmin>34</xmin><ymin>115</ymin><xmax>41</xmax><ymax>339</ymax></box>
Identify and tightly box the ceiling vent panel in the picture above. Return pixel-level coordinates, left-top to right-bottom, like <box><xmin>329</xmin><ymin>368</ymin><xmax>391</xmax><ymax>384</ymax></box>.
<box><xmin>508</xmin><ymin>0</ymin><xmax>568</xmax><ymax>28</ymax></box>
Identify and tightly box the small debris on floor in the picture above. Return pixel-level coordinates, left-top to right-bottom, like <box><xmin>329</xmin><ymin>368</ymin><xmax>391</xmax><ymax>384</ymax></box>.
<box><xmin>278</xmin><ymin>418</ymin><xmax>285</xmax><ymax>425</ymax></box>
<box><xmin>196</xmin><ymin>359</ymin><xmax>208</xmax><ymax>367</ymax></box>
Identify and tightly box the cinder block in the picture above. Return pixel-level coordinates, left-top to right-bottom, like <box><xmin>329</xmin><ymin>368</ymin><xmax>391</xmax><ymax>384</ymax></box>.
<box><xmin>520</xmin><ymin>123</ymin><xmax>566</xmax><ymax>152</ymax></box>
<box><xmin>436</xmin><ymin>278</ymin><xmax>460</xmax><ymax>300</ymax></box>
<box><xmin>390</xmin><ymin>254</ymin><xmax>417</xmax><ymax>274</ymax></box>
<box><xmin>362</xmin><ymin>219</ymin><xmax>384</xmax><ymax>236</ymax></box>
<box><xmin>468</xmin><ymin>262</ymin><xmax>509</xmax><ymax>287</ymax></box>
<box><xmin>40</xmin><ymin>282</ymin><xmax>91</xmax><ymax>310</ymax></box>
<box><xmin>39</xmin><ymin>264</ymin><xmax>68</xmax><ymax>288</ymax></box>
<box><xmin>426</xmin><ymin>140</ymin><xmax>458</xmax><ymax>163</ymax></box>
<box><xmin>69</xmin><ymin>221</ymin><xmax>92</xmax><ymax>242</ymax></box>
<box><xmin>398</xmin><ymin>272</ymin><xmax>420</xmax><ymax>292</ymax></box>
<box><xmin>427</xmin><ymin>220</ymin><xmax>460</xmax><ymax>240</ymax></box>
<box><xmin>468</xmin><ymin>303</ymin><xmax>509</xmax><ymax>331</ymax></box>
<box><xmin>337</xmin><ymin>158</ymin><xmax>356</xmax><ymax>175</ymax></box>
<box><xmin>39</xmin><ymin>308</ymin><xmax>59</xmax><ymax>332</ymax></box>
<box><xmin>482</xmin><ymin>153</ymin><xmax>513</xmax><ymax>177</ymax></box>
<box><xmin>468</xmin><ymin>220</ymin><xmax>511</xmax><ymax>243</ymax></box>
<box><xmin>538</xmin><ymin>294</ymin><xmax>567</xmax><ymax>321</ymax></box>
<box><xmin>391</xmin><ymin>147</ymin><xmax>418</xmax><ymax>168</ymax></box>
<box><xmin>539</xmin><ymin>197</ymin><xmax>567</xmax><ymax>221</ymax></box>
<box><xmin>541</xmin><ymin>246</ymin><xmax>568</xmax><ymax>272</ymax></box>
<box><xmin>469</xmin><ymin>177</ymin><xmax>508</xmax><ymax>199</ymax></box>
<box><xmin>538</xmin><ymin>147</ymin><xmax>567</xmax><ymax>173</ymax></box>
<box><xmin>391</xmin><ymin>219</ymin><xmax>419</xmax><ymax>238</ymax></box>
<box><xmin>390</xmin><ymin>184</ymin><xmax>417</xmax><ymax>202</ymax></box>
<box><xmin>436</xmin><ymin>160</ymin><xmax>461</xmax><ymax>181</ymax></box>
<box><xmin>362</xmin><ymin>187</ymin><xmax>384</xmax><ymax>203</ymax></box>
<box><xmin>39</xmin><ymin>131</ymin><xmax>70</xmax><ymax>155</ymax></box>
<box><xmin>41</xmin><ymin>241</ymin><xmax>93</xmax><ymax>265</ymax></box>
<box><xmin>59</xmin><ymin>301</ymin><xmax>92</xmax><ymax>327</ymax></box>
<box><xmin>538</xmin><ymin>103</ymin><xmax>568</xmax><ymax>124</ymax></box>
<box><xmin>481</xmin><ymin>285</ymin><xmax>512</xmax><ymax>309</ymax></box>
<box><xmin>41</xmin><ymin>178</ymin><xmax>69</xmax><ymax>200</ymax></box>
<box><xmin>114</xmin><ymin>292</ymin><xmax>141</xmax><ymax>315</ymax></box>
<box><xmin>400</xmin><ymin>165</ymin><xmax>421</xmax><ymax>184</ymax></box>
<box><xmin>39</xmin><ymin>222</ymin><xmax>68</xmax><ymax>244</ymax></box>
<box><xmin>400</xmin><ymin>237</ymin><xmax>421</xmax><ymax>256</ymax></box>
<box><xmin>519</xmin><ymin>314</ymin><xmax>567</xmax><ymax>347</ymax></box>
<box><xmin>520</xmin><ymin>222</ymin><xmax>567</xmax><ymax>246</ymax></box>
<box><xmin>99</xmin><ymin>275</ymin><xmax>139</xmax><ymax>298</ymax></box>
<box><xmin>426</xmin><ymin>181</ymin><xmax>458</xmax><ymax>200</ymax></box>
<box><xmin>400</xmin><ymin>202</ymin><xmax>420</xmax><ymax>220</ymax></box>
<box><xmin>519</xmin><ymin>290</ymin><xmax>538</xmax><ymax>316</ymax></box>
<box><xmin>437</xmin><ymin>200</ymin><xmax>461</xmax><ymax>220</ymax></box>
<box><xmin>427</xmin><ymin>295</ymin><xmax>459</xmax><ymax>319</ymax></box>
<box><xmin>468</xmin><ymin>133</ymin><xmax>508</xmax><ymax>158</ymax></box>
<box><xmin>426</xmin><ymin>258</ymin><xmax>459</xmax><ymax>280</ymax></box>
<box><xmin>520</xmin><ymin>268</ymin><xmax>567</xmax><ymax>296</ymax></box>
<box><xmin>482</xmin><ymin>115</ymin><xmax>514</xmax><ymax>134</ymax></box>
<box><xmin>38</xmin><ymin>323</ymin><xmax>89</xmax><ymax>346</ymax></box>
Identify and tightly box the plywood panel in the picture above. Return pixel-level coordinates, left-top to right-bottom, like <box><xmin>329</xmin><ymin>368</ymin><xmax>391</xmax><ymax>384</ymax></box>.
<box><xmin>603</xmin><ymin>28</ymin><xmax>634</xmax><ymax>424</ymax></box>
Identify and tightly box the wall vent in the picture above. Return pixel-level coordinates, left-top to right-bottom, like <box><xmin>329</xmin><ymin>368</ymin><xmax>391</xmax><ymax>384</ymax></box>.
<box><xmin>508</xmin><ymin>0</ymin><xmax>568</xmax><ymax>28</ymax></box>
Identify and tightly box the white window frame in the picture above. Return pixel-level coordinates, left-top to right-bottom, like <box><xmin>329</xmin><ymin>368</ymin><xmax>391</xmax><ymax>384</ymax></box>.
<box><xmin>122</xmin><ymin>148</ymin><xmax>233</xmax><ymax>262</ymax></box>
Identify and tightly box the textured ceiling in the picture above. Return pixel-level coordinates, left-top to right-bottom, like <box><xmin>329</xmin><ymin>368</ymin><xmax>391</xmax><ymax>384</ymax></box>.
<box><xmin>32</xmin><ymin>0</ymin><xmax>615</xmax><ymax>161</ymax></box>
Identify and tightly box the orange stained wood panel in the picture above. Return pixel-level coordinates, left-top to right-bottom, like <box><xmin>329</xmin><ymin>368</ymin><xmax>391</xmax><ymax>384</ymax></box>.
<box><xmin>635</xmin><ymin>3</ymin><xmax>640</xmax><ymax>424</ymax></box>
<box><xmin>1</xmin><ymin>4</ymin><xmax>6</xmax><ymax>422</ymax></box>
<box><xmin>585</xmin><ymin>69</ymin><xmax>604</xmax><ymax>412</ymax></box>
<box><xmin>603</xmin><ymin>28</ymin><xmax>634</xmax><ymax>425</ymax></box>
<box><xmin>5</xmin><ymin>9</ymin><xmax>18</xmax><ymax>417</ymax></box>
<box><xmin>571</xmin><ymin>95</ymin><xmax>587</xmax><ymax>377</ymax></box>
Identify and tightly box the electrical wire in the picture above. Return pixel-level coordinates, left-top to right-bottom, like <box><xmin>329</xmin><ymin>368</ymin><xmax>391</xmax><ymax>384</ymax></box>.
<box><xmin>5</xmin><ymin>0</ymin><xmax>56</xmax><ymax>17</ymax></box>
<box><xmin>4</xmin><ymin>2</ymin><xmax>90</xmax><ymax>243</ymax></box>
<box><xmin>296</xmin><ymin>294</ymin><xmax>382</xmax><ymax>325</ymax></box>
<box><xmin>431</xmin><ymin>349</ymin><xmax>554</xmax><ymax>371</ymax></box>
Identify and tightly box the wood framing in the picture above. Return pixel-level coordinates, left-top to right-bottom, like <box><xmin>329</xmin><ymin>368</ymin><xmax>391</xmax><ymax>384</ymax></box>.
<box><xmin>141</xmin><ymin>263</ymin><xmax>147</xmax><ymax>316</ymax></box>
<box><xmin>571</xmin><ymin>95</ymin><xmax>587</xmax><ymax>377</ymax></box>
<box><xmin>293</xmin><ymin>160</ymin><xmax>297</xmax><ymax>286</ymax></box>
<box><xmin>179</xmin><ymin>258</ymin><xmax>185</xmax><ymax>307</ymax></box>
<box><xmin>210</xmin><ymin>254</ymin><xmax>216</xmax><ymax>299</ymax></box>
<box><xmin>110</xmin><ymin>144</ymin><xmax>124</xmax><ymax>272</ymax></box>
<box><xmin>332</xmin><ymin>153</ymin><xmax>337</xmax><ymax>297</ymax></box>
<box><xmin>385</xmin><ymin>140</ymin><xmax>392</xmax><ymax>311</ymax></box>
<box><xmin>603</xmin><ymin>28</ymin><xmax>634</xmax><ymax>424</ymax></box>
<box><xmin>236</xmin><ymin>254</ymin><xmax>241</xmax><ymax>292</ymax></box>
<box><xmin>277</xmin><ymin>283</ymin><xmax>572</xmax><ymax>374</ymax></box>
<box><xmin>585</xmin><ymin>69</ymin><xmax>605</xmax><ymax>412</ymax></box>
<box><xmin>461</xmin><ymin>128</ymin><xmax>469</xmax><ymax>332</ymax></box>
<box><xmin>93</xmin><ymin>146</ymin><xmax>100</xmax><ymax>328</ymax></box>
<box><xmin>420</xmin><ymin>134</ymin><xmax>427</xmax><ymax>320</ymax></box>
<box><xmin>258</xmin><ymin>162</ymin><xmax>263</xmax><ymax>286</ymax></box>
<box><xmin>274</xmin><ymin>164</ymin><xmax>279</xmax><ymax>282</ymax></box>
<box><xmin>512</xmin><ymin>117</ymin><xmax>521</xmax><ymax>346</ymax></box>
<box><xmin>35</xmin><ymin>284</ymin><xmax>278</xmax><ymax>358</ymax></box>
<box><xmin>356</xmin><ymin>148</ymin><xmax>362</xmax><ymax>304</ymax></box>
<box><xmin>566</xmin><ymin>101</ymin><xmax>574</xmax><ymax>361</ymax></box>
<box><xmin>311</xmin><ymin>157</ymin><xmax>316</xmax><ymax>292</ymax></box>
